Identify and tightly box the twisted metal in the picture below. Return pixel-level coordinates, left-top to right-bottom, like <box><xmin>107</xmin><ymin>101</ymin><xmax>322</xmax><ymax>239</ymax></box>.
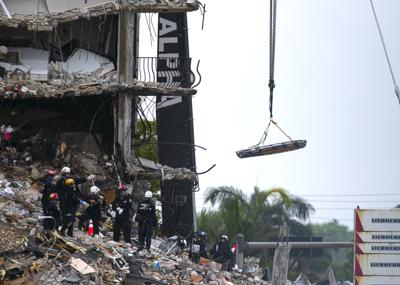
<box><xmin>134</xmin><ymin>57</ymin><xmax>201</xmax><ymax>88</ymax></box>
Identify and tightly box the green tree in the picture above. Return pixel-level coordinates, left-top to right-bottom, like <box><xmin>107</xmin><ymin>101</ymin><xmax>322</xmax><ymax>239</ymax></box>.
<box><xmin>198</xmin><ymin>186</ymin><xmax>315</xmax><ymax>243</ymax></box>
<box><xmin>134</xmin><ymin>120</ymin><xmax>159</xmax><ymax>192</ymax></box>
<box><xmin>309</xmin><ymin>220</ymin><xmax>354</xmax><ymax>281</ymax></box>
<box><xmin>290</xmin><ymin>220</ymin><xmax>353</xmax><ymax>282</ymax></box>
<box><xmin>135</xmin><ymin>120</ymin><xmax>158</xmax><ymax>162</ymax></box>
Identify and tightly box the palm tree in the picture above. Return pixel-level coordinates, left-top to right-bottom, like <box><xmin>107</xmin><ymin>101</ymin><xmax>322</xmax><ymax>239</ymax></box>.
<box><xmin>198</xmin><ymin>186</ymin><xmax>315</xmax><ymax>243</ymax></box>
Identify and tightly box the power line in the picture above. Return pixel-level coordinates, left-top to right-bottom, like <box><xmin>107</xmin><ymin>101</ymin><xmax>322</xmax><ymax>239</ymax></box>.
<box><xmin>299</xmin><ymin>193</ymin><xmax>400</xmax><ymax>197</ymax></box>
<box><xmin>309</xmin><ymin>200</ymin><xmax>398</xmax><ymax>203</ymax></box>
<box><xmin>311</xmin><ymin>217</ymin><xmax>353</xmax><ymax>222</ymax></box>
<box><xmin>313</xmin><ymin>208</ymin><xmax>395</xmax><ymax>210</ymax></box>
<box><xmin>197</xmin><ymin>198</ymin><xmax>400</xmax><ymax>203</ymax></box>
<box><xmin>369</xmin><ymin>0</ymin><xmax>400</xmax><ymax>104</ymax></box>
<box><xmin>196</xmin><ymin>193</ymin><xmax>400</xmax><ymax>199</ymax></box>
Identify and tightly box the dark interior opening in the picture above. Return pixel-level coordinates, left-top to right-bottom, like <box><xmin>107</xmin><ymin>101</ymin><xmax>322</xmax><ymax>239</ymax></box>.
<box><xmin>0</xmin><ymin>95</ymin><xmax>115</xmax><ymax>162</ymax></box>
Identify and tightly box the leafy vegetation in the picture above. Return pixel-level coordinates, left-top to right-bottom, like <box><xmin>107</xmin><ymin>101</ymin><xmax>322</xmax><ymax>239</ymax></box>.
<box><xmin>134</xmin><ymin>120</ymin><xmax>159</xmax><ymax>192</ymax></box>
<box><xmin>197</xmin><ymin>186</ymin><xmax>315</xmax><ymax>243</ymax></box>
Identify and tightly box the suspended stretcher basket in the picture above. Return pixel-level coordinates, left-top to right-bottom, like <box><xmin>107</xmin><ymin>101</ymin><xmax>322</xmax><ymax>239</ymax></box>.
<box><xmin>236</xmin><ymin>119</ymin><xmax>307</xmax><ymax>159</ymax></box>
<box><xmin>236</xmin><ymin>139</ymin><xmax>307</xmax><ymax>159</ymax></box>
<box><xmin>236</xmin><ymin>0</ymin><xmax>307</xmax><ymax>159</ymax></box>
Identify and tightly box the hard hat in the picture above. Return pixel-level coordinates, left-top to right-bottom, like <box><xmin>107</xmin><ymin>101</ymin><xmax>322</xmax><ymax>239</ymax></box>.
<box><xmin>144</xmin><ymin>191</ymin><xmax>153</xmax><ymax>198</ymax></box>
<box><xmin>118</xmin><ymin>184</ymin><xmax>128</xmax><ymax>191</ymax></box>
<box><xmin>90</xmin><ymin>186</ymin><xmax>100</xmax><ymax>195</ymax></box>
<box><xmin>65</xmin><ymin>178</ymin><xmax>75</xmax><ymax>186</ymax></box>
<box><xmin>61</xmin><ymin>167</ymin><xmax>71</xmax><ymax>174</ymax></box>
<box><xmin>47</xmin><ymin>169</ymin><xmax>56</xmax><ymax>176</ymax></box>
<box><xmin>197</xmin><ymin>231</ymin><xmax>207</xmax><ymax>238</ymax></box>
<box><xmin>221</xmin><ymin>235</ymin><xmax>228</xmax><ymax>240</ymax></box>
<box><xmin>49</xmin><ymin>193</ymin><xmax>59</xmax><ymax>200</ymax></box>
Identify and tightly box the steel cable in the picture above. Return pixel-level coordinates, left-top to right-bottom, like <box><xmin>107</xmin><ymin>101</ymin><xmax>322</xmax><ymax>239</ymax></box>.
<box><xmin>269</xmin><ymin>0</ymin><xmax>277</xmax><ymax>118</ymax></box>
<box><xmin>369</xmin><ymin>0</ymin><xmax>400</xmax><ymax>104</ymax></box>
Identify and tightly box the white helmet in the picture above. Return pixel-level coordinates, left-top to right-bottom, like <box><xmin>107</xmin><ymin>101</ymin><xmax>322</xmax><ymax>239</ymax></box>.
<box><xmin>144</xmin><ymin>191</ymin><xmax>153</xmax><ymax>198</ymax></box>
<box><xmin>61</xmin><ymin>166</ymin><xmax>71</xmax><ymax>174</ymax></box>
<box><xmin>90</xmin><ymin>186</ymin><xmax>100</xmax><ymax>195</ymax></box>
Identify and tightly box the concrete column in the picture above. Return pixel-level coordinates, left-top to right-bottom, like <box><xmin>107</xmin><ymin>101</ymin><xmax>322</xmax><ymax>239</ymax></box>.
<box><xmin>235</xmin><ymin>233</ymin><xmax>245</xmax><ymax>269</ymax></box>
<box><xmin>117</xmin><ymin>4</ymin><xmax>135</xmax><ymax>161</ymax></box>
<box><xmin>271</xmin><ymin>243</ymin><xmax>291</xmax><ymax>285</ymax></box>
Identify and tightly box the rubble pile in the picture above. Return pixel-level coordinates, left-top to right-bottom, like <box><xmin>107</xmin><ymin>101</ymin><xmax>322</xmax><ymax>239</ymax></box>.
<box><xmin>0</xmin><ymin>172</ymin><xmax>271</xmax><ymax>285</ymax></box>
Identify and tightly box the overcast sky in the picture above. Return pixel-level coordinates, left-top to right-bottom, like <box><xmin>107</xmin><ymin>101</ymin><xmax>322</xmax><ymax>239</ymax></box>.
<box><xmin>141</xmin><ymin>0</ymin><xmax>400</xmax><ymax>229</ymax></box>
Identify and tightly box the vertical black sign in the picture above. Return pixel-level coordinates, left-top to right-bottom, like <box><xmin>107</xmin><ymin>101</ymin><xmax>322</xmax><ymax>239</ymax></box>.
<box><xmin>156</xmin><ymin>13</ymin><xmax>196</xmax><ymax>237</ymax></box>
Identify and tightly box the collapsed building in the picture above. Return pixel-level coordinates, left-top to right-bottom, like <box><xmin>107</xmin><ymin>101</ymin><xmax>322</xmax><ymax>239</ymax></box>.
<box><xmin>0</xmin><ymin>0</ymin><xmax>200</xmax><ymax>237</ymax></box>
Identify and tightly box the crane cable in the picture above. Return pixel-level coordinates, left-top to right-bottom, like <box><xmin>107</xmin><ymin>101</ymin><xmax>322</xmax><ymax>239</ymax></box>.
<box><xmin>369</xmin><ymin>0</ymin><xmax>400</xmax><ymax>104</ymax></box>
<box><xmin>257</xmin><ymin>0</ymin><xmax>294</xmax><ymax>146</ymax></box>
<box><xmin>268</xmin><ymin>0</ymin><xmax>277</xmax><ymax>118</ymax></box>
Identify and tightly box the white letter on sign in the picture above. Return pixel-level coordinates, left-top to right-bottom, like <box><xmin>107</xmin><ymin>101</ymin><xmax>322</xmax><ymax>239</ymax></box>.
<box><xmin>159</xmin><ymin>18</ymin><xmax>177</xmax><ymax>36</ymax></box>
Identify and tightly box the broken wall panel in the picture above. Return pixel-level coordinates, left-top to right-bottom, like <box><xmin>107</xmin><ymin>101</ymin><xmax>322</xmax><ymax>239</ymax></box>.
<box><xmin>0</xmin><ymin>15</ymin><xmax>119</xmax><ymax>63</ymax></box>
<box><xmin>3</xmin><ymin>0</ymin><xmax>48</xmax><ymax>15</ymax></box>
<box><xmin>45</xmin><ymin>0</ymin><xmax>115</xmax><ymax>14</ymax></box>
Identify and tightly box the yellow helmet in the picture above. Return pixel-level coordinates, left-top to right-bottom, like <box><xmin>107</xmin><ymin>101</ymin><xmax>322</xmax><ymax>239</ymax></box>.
<box><xmin>65</xmin><ymin>178</ymin><xmax>75</xmax><ymax>187</ymax></box>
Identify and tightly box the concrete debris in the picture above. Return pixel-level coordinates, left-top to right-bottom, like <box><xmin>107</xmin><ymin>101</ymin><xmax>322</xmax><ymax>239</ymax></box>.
<box><xmin>0</xmin><ymin>167</ymin><xmax>272</xmax><ymax>284</ymax></box>
<box><xmin>294</xmin><ymin>273</ymin><xmax>312</xmax><ymax>285</ymax></box>
<box><xmin>127</xmin><ymin>157</ymin><xmax>197</xmax><ymax>181</ymax></box>
<box><xmin>0</xmin><ymin>45</ymin><xmax>7</xmax><ymax>57</ymax></box>
<box><xmin>60</xmin><ymin>49</ymin><xmax>115</xmax><ymax>76</ymax></box>
<box><xmin>327</xmin><ymin>266</ymin><xmax>337</xmax><ymax>285</ymax></box>
<box><xmin>0</xmin><ymin>47</ymin><xmax>196</xmax><ymax>100</ymax></box>
<box><xmin>0</xmin><ymin>0</ymin><xmax>199</xmax><ymax>31</ymax></box>
<box><xmin>70</xmin><ymin>257</ymin><xmax>96</xmax><ymax>275</ymax></box>
<box><xmin>0</xmin><ymin>138</ymin><xmax>254</xmax><ymax>284</ymax></box>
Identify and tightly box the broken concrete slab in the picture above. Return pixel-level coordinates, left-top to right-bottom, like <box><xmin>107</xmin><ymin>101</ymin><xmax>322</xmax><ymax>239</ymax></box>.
<box><xmin>294</xmin><ymin>273</ymin><xmax>312</xmax><ymax>285</ymax></box>
<box><xmin>61</xmin><ymin>49</ymin><xmax>115</xmax><ymax>76</ymax></box>
<box><xmin>0</xmin><ymin>0</ymin><xmax>199</xmax><ymax>30</ymax></box>
<box><xmin>70</xmin><ymin>257</ymin><xmax>96</xmax><ymax>275</ymax></box>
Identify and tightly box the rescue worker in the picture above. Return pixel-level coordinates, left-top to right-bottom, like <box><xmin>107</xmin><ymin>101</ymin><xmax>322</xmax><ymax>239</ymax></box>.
<box><xmin>43</xmin><ymin>193</ymin><xmax>61</xmax><ymax>231</ymax></box>
<box><xmin>55</xmin><ymin>167</ymin><xmax>95</xmax><ymax>220</ymax></box>
<box><xmin>54</xmin><ymin>167</ymin><xmax>70</xmax><ymax>200</ymax></box>
<box><xmin>40</xmin><ymin>169</ymin><xmax>56</xmax><ymax>213</ymax></box>
<box><xmin>55</xmin><ymin>166</ymin><xmax>95</xmax><ymax>203</ymax></box>
<box><xmin>190</xmin><ymin>231</ymin><xmax>208</xmax><ymax>263</ymax></box>
<box><xmin>85</xmin><ymin>185</ymin><xmax>103</xmax><ymax>236</ymax></box>
<box><xmin>3</xmin><ymin>125</ymin><xmax>13</xmax><ymax>146</ymax></box>
<box><xmin>135</xmin><ymin>191</ymin><xmax>158</xmax><ymax>252</ymax></box>
<box><xmin>210</xmin><ymin>235</ymin><xmax>235</xmax><ymax>271</ymax></box>
<box><xmin>112</xmin><ymin>184</ymin><xmax>133</xmax><ymax>244</ymax></box>
<box><xmin>60</xmin><ymin>178</ymin><xmax>80</xmax><ymax>237</ymax></box>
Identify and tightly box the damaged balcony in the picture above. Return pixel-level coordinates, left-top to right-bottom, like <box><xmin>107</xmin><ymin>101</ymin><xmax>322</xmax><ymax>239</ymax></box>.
<box><xmin>0</xmin><ymin>0</ymin><xmax>200</xmax><ymax>31</ymax></box>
